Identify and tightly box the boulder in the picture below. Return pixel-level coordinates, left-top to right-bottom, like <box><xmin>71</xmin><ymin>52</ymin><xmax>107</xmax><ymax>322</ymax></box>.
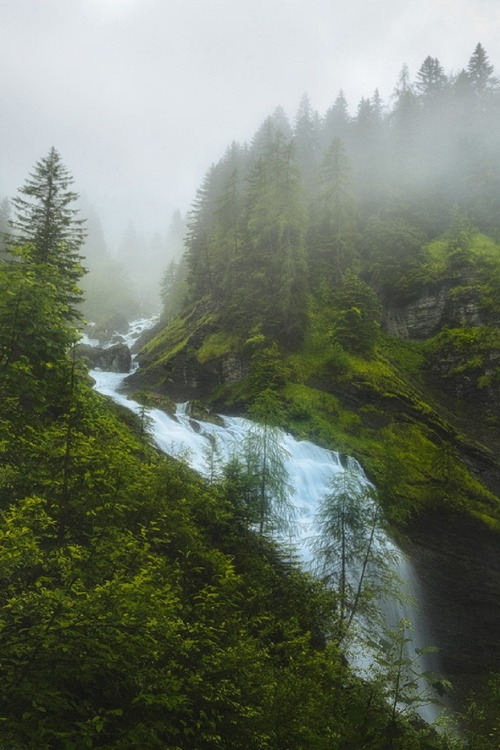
<box><xmin>76</xmin><ymin>342</ymin><xmax>132</xmax><ymax>373</ymax></box>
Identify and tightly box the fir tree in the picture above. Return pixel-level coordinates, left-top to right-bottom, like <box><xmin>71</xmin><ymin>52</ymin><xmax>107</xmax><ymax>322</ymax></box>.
<box><xmin>8</xmin><ymin>148</ymin><xmax>86</xmax><ymax>319</ymax></box>
<box><xmin>467</xmin><ymin>42</ymin><xmax>498</xmax><ymax>96</ymax></box>
<box><xmin>415</xmin><ymin>56</ymin><xmax>448</xmax><ymax>100</ymax></box>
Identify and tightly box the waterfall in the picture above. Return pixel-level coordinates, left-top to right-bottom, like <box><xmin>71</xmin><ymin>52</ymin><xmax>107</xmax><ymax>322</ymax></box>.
<box><xmin>88</xmin><ymin>318</ymin><xmax>443</xmax><ymax>725</ymax></box>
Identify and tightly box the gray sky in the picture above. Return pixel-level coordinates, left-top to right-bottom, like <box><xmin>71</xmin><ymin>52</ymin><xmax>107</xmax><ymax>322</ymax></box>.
<box><xmin>1</xmin><ymin>0</ymin><xmax>499</xmax><ymax>249</ymax></box>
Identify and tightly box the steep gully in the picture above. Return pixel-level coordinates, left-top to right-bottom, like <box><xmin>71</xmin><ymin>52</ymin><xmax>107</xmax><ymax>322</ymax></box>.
<box><xmin>86</xmin><ymin>318</ymin><xmax>444</xmax><ymax>725</ymax></box>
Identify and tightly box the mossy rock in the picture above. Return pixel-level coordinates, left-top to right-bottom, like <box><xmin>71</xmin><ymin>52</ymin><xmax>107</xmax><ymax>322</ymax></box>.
<box><xmin>128</xmin><ymin>389</ymin><xmax>176</xmax><ymax>416</ymax></box>
<box><xmin>185</xmin><ymin>400</ymin><xmax>225</xmax><ymax>426</ymax></box>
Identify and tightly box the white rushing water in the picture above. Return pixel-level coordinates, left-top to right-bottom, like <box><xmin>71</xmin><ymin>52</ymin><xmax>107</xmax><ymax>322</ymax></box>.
<box><xmin>89</xmin><ymin>318</ymin><xmax>443</xmax><ymax>725</ymax></box>
<box><xmin>91</xmin><ymin>366</ymin><xmax>345</xmax><ymax>557</ymax></box>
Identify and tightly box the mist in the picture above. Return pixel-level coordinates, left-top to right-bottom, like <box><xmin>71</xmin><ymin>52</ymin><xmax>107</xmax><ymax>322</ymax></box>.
<box><xmin>2</xmin><ymin>0</ymin><xmax>500</xmax><ymax>315</ymax></box>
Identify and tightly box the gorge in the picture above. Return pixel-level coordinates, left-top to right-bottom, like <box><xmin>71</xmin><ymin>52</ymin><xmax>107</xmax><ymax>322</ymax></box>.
<box><xmin>88</xmin><ymin>318</ymin><xmax>446</xmax><ymax>725</ymax></box>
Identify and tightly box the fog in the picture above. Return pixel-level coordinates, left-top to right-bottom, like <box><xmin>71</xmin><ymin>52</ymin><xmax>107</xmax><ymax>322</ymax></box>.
<box><xmin>2</xmin><ymin>0</ymin><xmax>500</xmax><ymax>314</ymax></box>
<box><xmin>1</xmin><ymin>0</ymin><xmax>499</xmax><ymax>251</ymax></box>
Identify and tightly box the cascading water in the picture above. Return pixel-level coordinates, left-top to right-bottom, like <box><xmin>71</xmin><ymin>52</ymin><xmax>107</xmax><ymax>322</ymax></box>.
<box><xmin>88</xmin><ymin>318</ymin><xmax>444</xmax><ymax>725</ymax></box>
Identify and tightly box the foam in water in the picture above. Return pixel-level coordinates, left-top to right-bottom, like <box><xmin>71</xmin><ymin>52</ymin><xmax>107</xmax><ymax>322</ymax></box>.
<box><xmin>89</xmin><ymin>318</ymin><xmax>444</xmax><ymax>725</ymax></box>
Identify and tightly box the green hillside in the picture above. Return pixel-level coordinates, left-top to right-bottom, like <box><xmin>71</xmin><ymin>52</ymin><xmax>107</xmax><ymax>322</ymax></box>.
<box><xmin>2</xmin><ymin>44</ymin><xmax>500</xmax><ymax>747</ymax></box>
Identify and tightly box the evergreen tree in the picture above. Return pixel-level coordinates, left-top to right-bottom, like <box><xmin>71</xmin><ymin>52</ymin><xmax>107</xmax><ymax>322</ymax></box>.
<box><xmin>185</xmin><ymin>165</ymin><xmax>221</xmax><ymax>299</ymax></box>
<box><xmin>390</xmin><ymin>64</ymin><xmax>421</xmax><ymax>188</ymax></box>
<box><xmin>8</xmin><ymin>148</ymin><xmax>86</xmax><ymax>318</ymax></box>
<box><xmin>310</xmin><ymin>137</ymin><xmax>358</xmax><ymax>292</ymax></box>
<box><xmin>0</xmin><ymin>197</ymin><xmax>10</xmax><ymax>256</ymax></box>
<box><xmin>467</xmin><ymin>43</ymin><xmax>498</xmax><ymax>97</ymax></box>
<box><xmin>322</xmin><ymin>90</ymin><xmax>352</xmax><ymax>151</ymax></box>
<box><xmin>211</xmin><ymin>142</ymin><xmax>245</xmax><ymax>301</ymax></box>
<box><xmin>223</xmin><ymin>121</ymin><xmax>308</xmax><ymax>344</ymax></box>
<box><xmin>293</xmin><ymin>92</ymin><xmax>321</xmax><ymax>191</ymax></box>
<box><xmin>415</xmin><ymin>56</ymin><xmax>448</xmax><ymax>101</ymax></box>
<box><xmin>332</xmin><ymin>272</ymin><xmax>381</xmax><ymax>355</ymax></box>
<box><xmin>351</xmin><ymin>93</ymin><xmax>389</xmax><ymax>212</ymax></box>
<box><xmin>244</xmin><ymin>389</ymin><xmax>295</xmax><ymax>537</ymax></box>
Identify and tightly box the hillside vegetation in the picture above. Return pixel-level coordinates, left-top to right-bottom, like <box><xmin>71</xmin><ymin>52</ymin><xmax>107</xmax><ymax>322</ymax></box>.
<box><xmin>135</xmin><ymin>45</ymin><xmax>500</xmax><ymax>532</ymax></box>
<box><xmin>2</xmin><ymin>45</ymin><xmax>500</xmax><ymax>747</ymax></box>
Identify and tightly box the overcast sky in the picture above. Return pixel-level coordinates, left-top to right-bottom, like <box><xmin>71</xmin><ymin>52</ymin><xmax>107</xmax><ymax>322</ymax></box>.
<box><xmin>1</xmin><ymin>0</ymin><xmax>500</xmax><ymax>249</ymax></box>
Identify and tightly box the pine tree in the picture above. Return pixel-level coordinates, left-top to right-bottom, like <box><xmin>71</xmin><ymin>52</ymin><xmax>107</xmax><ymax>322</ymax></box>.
<box><xmin>8</xmin><ymin>148</ymin><xmax>86</xmax><ymax>318</ymax></box>
<box><xmin>467</xmin><ymin>43</ymin><xmax>498</xmax><ymax>96</ymax></box>
<box><xmin>311</xmin><ymin>137</ymin><xmax>358</xmax><ymax>291</ymax></box>
<box><xmin>185</xmin><ymin>165</ymin><xmax>221</xmax><ymax>299</ymax></box>
<box><xmin>415</xmin><ymin>56</ymin><xmax>448</xmax><ymax>100</ymax></box>
<box><xmin>293</xmin><ymin>92</ymin><xmax>321</xmax><ymax>190</ymax></box>
<box><xmin>0</xmin><ymin>198</ymin><xmax>10</xmax><ymax>257</ymax></box>
<box><xmin>322</xmin><ymin>90</ymin><xmax>352</xmax><ymax>151</ymax></box>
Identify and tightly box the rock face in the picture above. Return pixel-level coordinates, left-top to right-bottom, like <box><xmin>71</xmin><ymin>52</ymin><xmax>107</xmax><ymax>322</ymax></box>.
<box><xmin>384</xmin><ymin>283</ymin><xmax>484</xmax><ymax>340</ymax></box>
<box><xmin>134</xmin><ymin>350</ymin><xmax>249</xmax><ymax>402</ymax></box>
<box><xmin>403</xmin><ymin>510</ymin><xmax>500</xmax><ymax>680</ymax></box>
<box><xmin>76</xmin><ymin>343</ymin><xmax>132</xmax><ymax>373</ymax></box>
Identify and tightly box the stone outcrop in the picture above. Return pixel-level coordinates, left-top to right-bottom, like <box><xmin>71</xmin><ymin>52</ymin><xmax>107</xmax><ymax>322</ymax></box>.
<box><xmin>130</xmin><ymin>349</ymin><xmax>249</xmax><ymax>402</ymax></box>
<box><xmin>76</xmin><ymin>342</ymin><xmax>132</xmax><ymax>373</ymax></box>
<box><xmin>384</xmin><ymin>283</ymin><xmax>484</xmax><ymax>340</ymax></box>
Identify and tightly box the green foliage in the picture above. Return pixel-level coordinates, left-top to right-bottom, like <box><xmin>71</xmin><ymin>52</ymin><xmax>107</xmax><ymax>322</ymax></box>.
<box><xmin>312</xmin><ymin>466</ymin><xmax>399</xmax><ymax>642</ymax></box>
<box><xmin>331</xmin><ymin>272</ymin><xmax>382</xmax><ymax>355</ymax></box>
<box><xmin>197</xmin><ymin>330</ymin><xmax>240</xmax><ymax>364</ymax></box>
<box><xmin>459</xmin><ymin>673</ymin><xmax>500</xmax><ymax>749</ymax></box>
<box><xmin>239</xmin><ymin>389</ymin><xmax>296</xmax><ymax>536</ymax></box>
<box><xmin>248</xmin><ymin>338</ymin><xmax>289</xmax><ymax>397</ymax></box>
<box><xmin>369</xmin><ymin>618</ymin><xmax>451</xmax><ymax>724</ymax></box>
<box><xmin>7</xmin><ymin>148</ymin><xmax>87</xmax><ymax>321</ymax></box>
<box><xmin>308</xmin><ymin>136</ymin><xmax>359</xmax><ymax>291</ymax></box>
<box><xmin>0</xmin><ymin>252</ymin><xmax>473</xmax><ymax>750</ymax></box>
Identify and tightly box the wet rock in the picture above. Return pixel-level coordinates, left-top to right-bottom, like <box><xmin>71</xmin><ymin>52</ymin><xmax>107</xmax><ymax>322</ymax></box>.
<box><xmin>185</xmin><ymin>400</ymin><xmax>225</xmax><ymax>426</ymax></box>
<box><xmin>76</xmin><ymin>342</ymin><xmax>132</xmax><ymax>373</ymax></box>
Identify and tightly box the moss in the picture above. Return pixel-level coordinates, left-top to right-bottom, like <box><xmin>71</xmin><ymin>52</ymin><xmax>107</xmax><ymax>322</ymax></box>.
<box><xmin>378</xmin><ymin>335</ymin><xmax>426</xmax><ymax>382</ymax></box>
<box><xmin>185</xmin><ymin>399</ymin><xmax>225</xmax><ymax>426</ymax></box>
<box><xmin>278</xmin><ymin>334</ymin><xmax>500</xmax><ymax>528</ymax></box>
<box><xmin>134</xmin><ymin>243</ymin><xmax>500</xmax><ymax>533</ymax></box>
<box><xmin>470</xmin><ymin>511</ymin><xmax>500</xmax><ymax>532</ymax></box>
<box><xmin>128</xmin><ymin>389</ymin><xmax>176</xmax><ymax>416</ymax></box>
<box><xmin>196</xmin><ymin>332</ymin><xmax>240</xmax><ymax>364</ymax></box>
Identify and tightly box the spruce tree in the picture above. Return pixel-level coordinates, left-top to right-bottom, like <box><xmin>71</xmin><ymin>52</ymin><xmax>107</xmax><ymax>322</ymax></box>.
<box><xmin>415</xmin><ymin>56</ymin><xmax>448</xmax><ymax>100</ymax></box>
<box><xmin>311</xmin><ymin>137</ymin><xmax>358</xmax><ymax>291</ymax></box>
<box><xmin>467</xmin><ymin>42</ymin><xmax>498</xmax><ymax>96</ymax></box>
<box><xmin>8</xmin><ymin>147</ymin><xmax>86</xmax><ymax>319</ymax></box>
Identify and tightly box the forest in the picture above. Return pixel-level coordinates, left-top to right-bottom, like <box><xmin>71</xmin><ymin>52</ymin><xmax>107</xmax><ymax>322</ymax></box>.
<box><xmin>1</xmin><ymin>43</ymin><xmax>500</xmax><ymax>748</ymax></box>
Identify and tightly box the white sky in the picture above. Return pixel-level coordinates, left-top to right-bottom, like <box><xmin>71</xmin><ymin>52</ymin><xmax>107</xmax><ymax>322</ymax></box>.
<box><xmin>1</xmin><ymin>0</ymin><xmax>499</xmax><ymax>248</ymax></box>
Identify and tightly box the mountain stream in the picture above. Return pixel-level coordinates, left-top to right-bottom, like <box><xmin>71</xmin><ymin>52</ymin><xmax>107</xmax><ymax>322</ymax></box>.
<box><xmin>88</xmin><ymin>318</ymin><xmax>443</xmax><ymax>725</ymax></box>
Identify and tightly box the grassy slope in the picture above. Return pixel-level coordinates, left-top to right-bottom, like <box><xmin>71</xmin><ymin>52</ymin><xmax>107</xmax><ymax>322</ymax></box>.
<box><xmin>134</xmin><ymin>233</ymin><xmax>500</xmax><ymax>531</ymax></box>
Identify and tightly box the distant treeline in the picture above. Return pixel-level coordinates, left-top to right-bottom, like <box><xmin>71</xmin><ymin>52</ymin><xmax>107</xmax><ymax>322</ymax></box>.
<box><xmin>174</xmin><ymin>43</ymin><xmax>500</xmax><ymax>345</ymax></box>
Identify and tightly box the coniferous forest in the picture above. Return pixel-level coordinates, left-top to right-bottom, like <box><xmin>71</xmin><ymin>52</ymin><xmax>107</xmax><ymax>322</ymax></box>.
<box><xmin>1</xmin><ymin>44</ymin><xmax>500</xmax><ymax>748</ymax></box>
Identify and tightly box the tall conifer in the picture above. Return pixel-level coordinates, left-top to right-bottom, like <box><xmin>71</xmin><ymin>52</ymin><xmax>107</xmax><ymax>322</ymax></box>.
<box><xmin>9</xmin><ymin>147</ymin><xmax>86</xmax><ymax>319</ymax></box>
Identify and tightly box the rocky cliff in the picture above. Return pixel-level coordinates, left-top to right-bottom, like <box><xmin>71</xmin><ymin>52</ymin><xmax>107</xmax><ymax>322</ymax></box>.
<box><xmin>383</xmin><ymin>282</ymin><xmax>484</xmax><ymax>340</ymax></box>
